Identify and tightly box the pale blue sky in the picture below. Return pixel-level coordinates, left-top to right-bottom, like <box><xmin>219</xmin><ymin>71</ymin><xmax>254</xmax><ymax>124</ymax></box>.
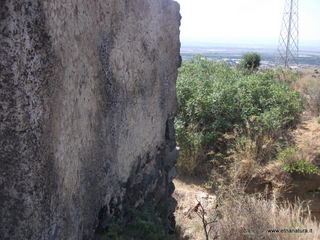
<box><xmin>175</xmin><ymin>0</ymin><xmax>320</xmax><ymax>47</ymax></box>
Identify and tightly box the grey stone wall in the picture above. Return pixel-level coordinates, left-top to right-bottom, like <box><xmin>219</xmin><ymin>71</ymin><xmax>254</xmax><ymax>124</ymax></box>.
<box><xmin>0</xmin><ymin>0</ymin><xmax>181</xmax><ymax>239</ymax></box>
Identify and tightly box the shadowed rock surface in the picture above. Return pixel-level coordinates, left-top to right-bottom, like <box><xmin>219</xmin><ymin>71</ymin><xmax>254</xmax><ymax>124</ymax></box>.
<box><xmin>0</xmin><ymin>0</ymin><xmax>181</xmax><ymax>239</ymax></box>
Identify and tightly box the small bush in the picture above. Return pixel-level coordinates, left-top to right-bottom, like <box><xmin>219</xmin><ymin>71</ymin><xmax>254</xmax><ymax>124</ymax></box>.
<box><xmin>317</xmin><ymin>118</ymin><xmax>320</xmax><ymax>124</ymax></box>
<box><xmin>283</xmin><ymin>160</ymin><xmax>319</xmax><ymax>175</ymax></box>
<box><xmin>238</xmin><ymin>52</ymin><xmax>261</xmax><ymax>71</ymax></box>
<box><xmin>277</xmin><ymin>147</ymin><xmax>319</xmax><ymax>175</ymax></box>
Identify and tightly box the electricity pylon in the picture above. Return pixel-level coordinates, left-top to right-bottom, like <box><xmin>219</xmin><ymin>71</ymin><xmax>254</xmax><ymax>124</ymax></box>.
<box><xmin>277</xmin><ymin>0</ymin><xmax>299</xmax><ymax>68</ymax></box>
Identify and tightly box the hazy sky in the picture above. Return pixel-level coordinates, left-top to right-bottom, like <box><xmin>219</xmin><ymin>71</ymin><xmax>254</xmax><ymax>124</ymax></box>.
<box><xmin>175</xmin><ymin>0</ymin><xmax>320</xmax><ymax>47</ymax></box>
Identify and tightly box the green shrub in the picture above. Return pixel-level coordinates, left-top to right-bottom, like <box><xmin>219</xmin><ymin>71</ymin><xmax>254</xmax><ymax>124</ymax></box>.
<box><xmin>175</xmin><ymin>121</ymin><xmax>205</xmax><ymax>174</ymax></box>
<box><xmin>102</xmin><ymin>205</ymin><xmax>176</xmax><ymax>240</ymax></box>
<box><xmin>176</xmin><ymin>56</ymin><xmax>303</xmax><ymax>175</ymax></box>
<box><xmin>238</xmin><ymin>52</ymin><xmax>261</xmax><ymax>71</ymax></box>
<box><xmin>277</xmin><ymin>147</ymin><xmax>319</xmax><ymax>175</ymax></box>
<box><xmin>282</xmin><ymin>160</ymin><xmax>319</xmax><ymax>175</ymax></box>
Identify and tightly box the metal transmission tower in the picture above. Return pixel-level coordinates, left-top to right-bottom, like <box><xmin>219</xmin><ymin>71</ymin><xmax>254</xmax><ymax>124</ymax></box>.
<box><xmin>278</xmin><ymin>0</ymin><xmax>299</xmax><ymax>68</ymax></box>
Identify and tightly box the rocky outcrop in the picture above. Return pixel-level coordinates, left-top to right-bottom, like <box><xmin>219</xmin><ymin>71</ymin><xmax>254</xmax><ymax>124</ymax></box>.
<box><xmin>0</xmin><ymin>0</ymin><xmax>181</xmax><ymax>239</ymax></box>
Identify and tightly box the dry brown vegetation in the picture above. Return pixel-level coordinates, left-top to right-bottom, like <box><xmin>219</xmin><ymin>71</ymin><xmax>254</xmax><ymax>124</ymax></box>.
<box><xmin>213</xmin><ymin>189</ymin><xmax>320</xmax><ymax>240</ymax></box>
<box><xmin>174</xmin><ymin>179</ymin><xmax>216</xmax><ymax>240</ymax></box>
<box><xmin>294</xmin><ymin>117</ymin><xmax>320</xmax><ymax>165</ymax></box>
<box><xmin>174</xmin><ymin>181</ymin><xmax>320</xmax><ymax>240</ymax></box>
<box><xmin>293</xmin><ymin>69</ymin><xmax>320</xmax><ymax>116</ymax></box>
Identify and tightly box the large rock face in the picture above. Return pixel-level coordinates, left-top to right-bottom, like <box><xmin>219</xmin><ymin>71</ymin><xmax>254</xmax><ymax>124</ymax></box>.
<box><xmin>0</xmin><ymin>0</ymin><xmax>180</xmax><ymax>239</ymax></box>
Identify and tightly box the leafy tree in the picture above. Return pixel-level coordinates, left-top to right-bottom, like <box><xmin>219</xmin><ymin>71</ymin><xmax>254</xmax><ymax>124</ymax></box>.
<box><xmin>238</xmin><ymin>52</ymin><xmax>261</xmax><ymax>71</ymax></box>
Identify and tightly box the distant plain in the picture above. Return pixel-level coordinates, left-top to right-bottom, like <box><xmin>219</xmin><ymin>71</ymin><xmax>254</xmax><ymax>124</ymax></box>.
<box><xmin>181</xmin><ymin>45</ymin><xmax>320</xmax><ymax>68</ymax></box>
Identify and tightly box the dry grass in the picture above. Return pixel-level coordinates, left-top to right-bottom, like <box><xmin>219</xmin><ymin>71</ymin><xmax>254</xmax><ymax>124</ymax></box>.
<box><xmin>174</xmin><ymin>179</ymin><xmax>320</xmax><ymax>240</ymax></box>
<box><xmin>212</xmin><ymin>189</ymin><xmax>320</xmax><ymax>240</ymax></box>
<box><xmin>229</xmin><ymin>137</ymin><xmax>259</xmax><ymax>181</ymax></box>
<box><xmin>293</xmin><ymin>69</ymin><xmax>320</xmax><ymax>116</ymax></box>
<box><xmin>293</xmin><ymin>118</ymin><xmax>320</xmax><ymax>165</ymax></box>
<box><xmin>302</xmin><ymin>78</ymin><xmax>320</xmax><ymax>116</ymax></box>
<box><xmin>228</xmin><ymin>134</ymin><xmax>278</xmax><ymax>184</ymax></box>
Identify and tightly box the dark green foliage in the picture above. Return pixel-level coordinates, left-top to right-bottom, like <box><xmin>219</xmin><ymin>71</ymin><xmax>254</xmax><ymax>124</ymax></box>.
<box><xmin>238</xmin><ymin>52</ymin><xmax>261</xmax><ymax>71</ymax></box>
<box><xmin>102</xmin><ymin>205</ymin><xmax>176</xmax><ymax>240</ymax></box>
<box><xmin>176</xmin><ymin>56</ymin><xmax>304</xmax><ymax>174</ymax></box>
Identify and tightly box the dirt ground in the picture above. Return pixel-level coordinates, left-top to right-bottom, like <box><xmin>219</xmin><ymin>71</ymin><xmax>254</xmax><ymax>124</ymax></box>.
<box><xmin>173</xmin><ymin>179</ymin><xmax>216</xmax><ymax>240</ymax></box>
